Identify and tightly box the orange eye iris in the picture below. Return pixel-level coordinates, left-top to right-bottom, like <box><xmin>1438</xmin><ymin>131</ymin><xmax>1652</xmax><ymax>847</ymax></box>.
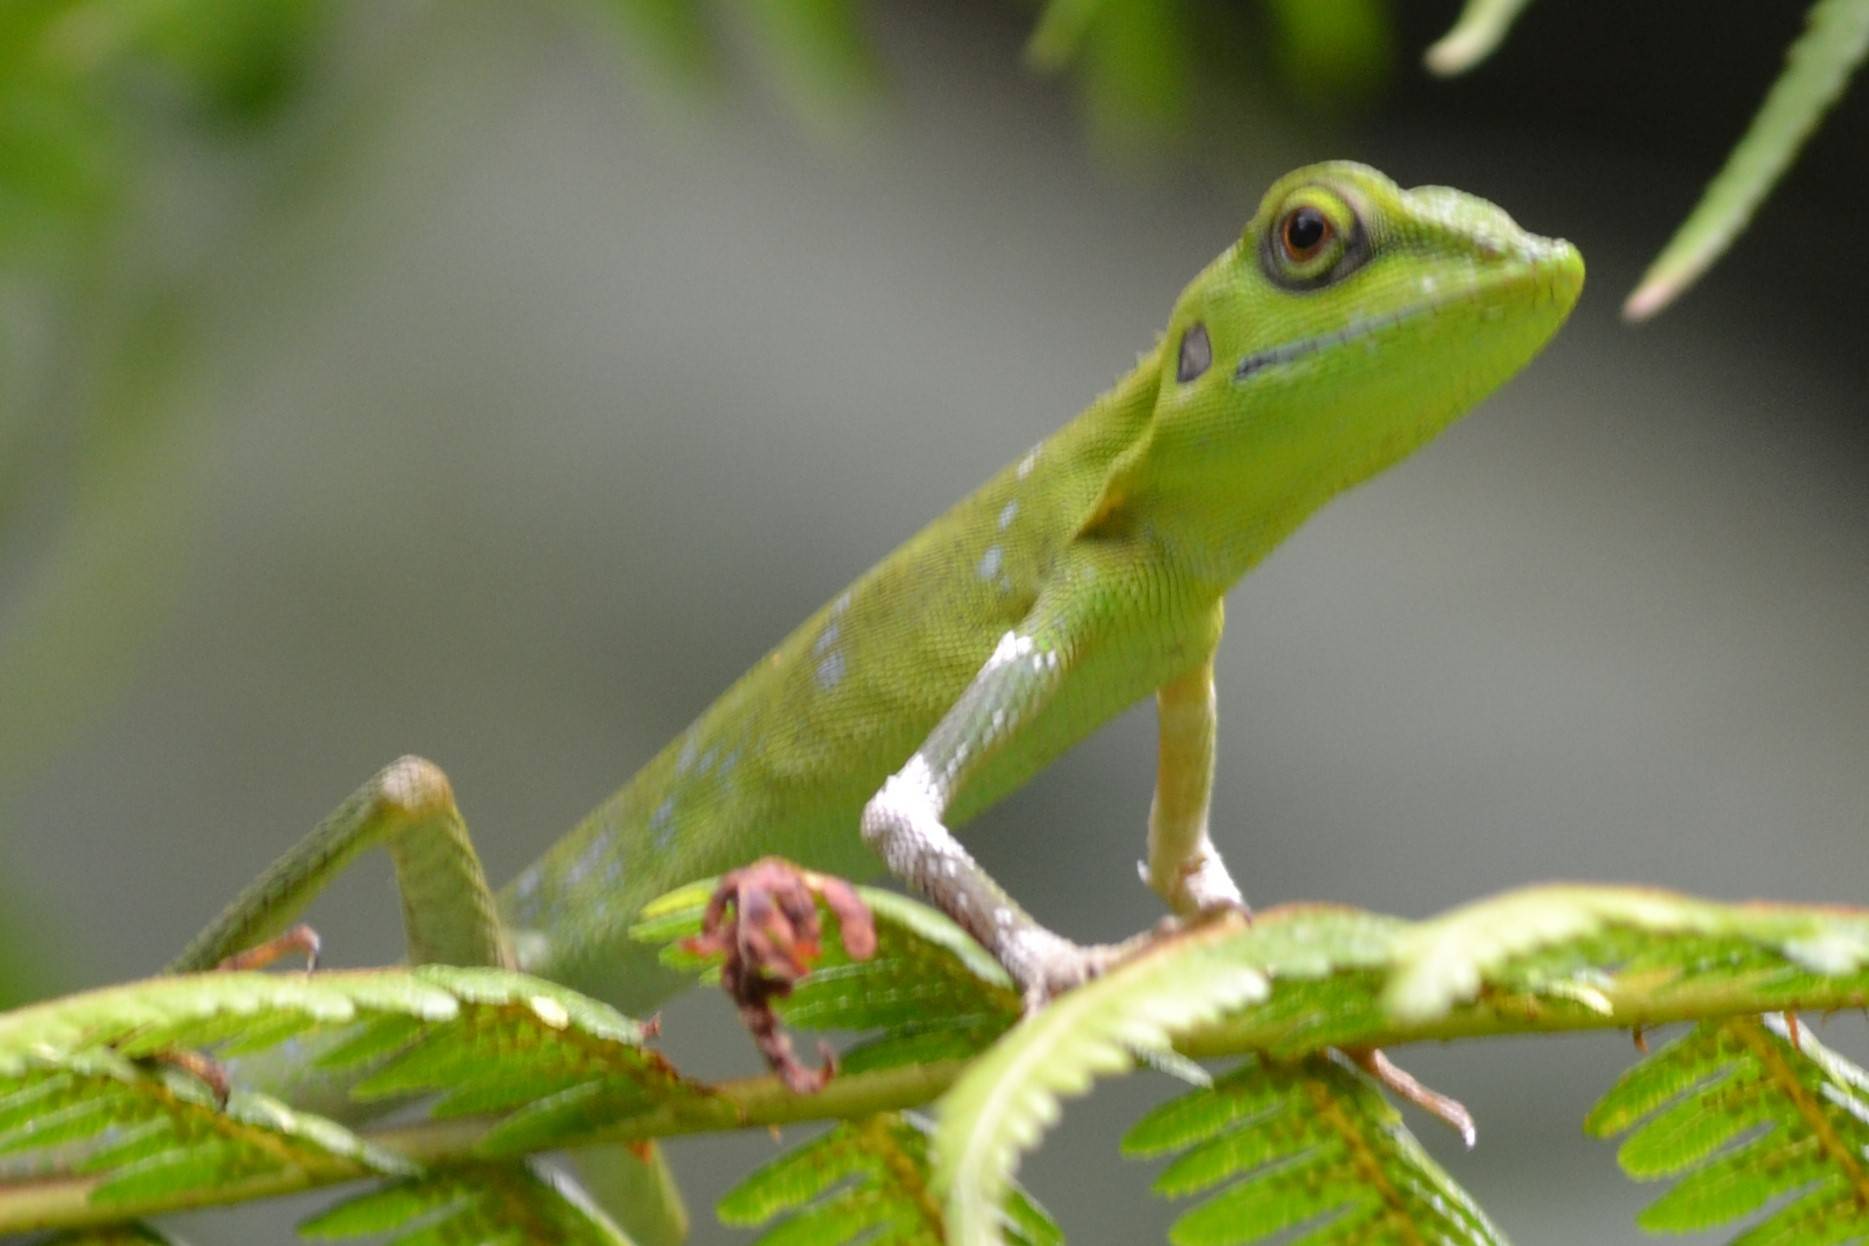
<box><xmin>1280</xmin><ymin>206</ymin><xmax>1332</xmax><ymax>262</ymax></box>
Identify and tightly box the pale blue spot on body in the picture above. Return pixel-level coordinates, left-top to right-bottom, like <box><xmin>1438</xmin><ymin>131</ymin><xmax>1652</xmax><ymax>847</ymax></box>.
<box><xmin>567</xmin><ymin>833</ymin><xmax>610</xmax><ymax>888</ymax></box>
<box><xmin>651</xmin><ymin>797</ymin><xmax>677</xmax><ymax>849</ymax></box>
<box><xmin>509</xmin><ymin>865</ymin><xmax>545</xmax><ymax>921</ymax></box>
<box><xmin>998</xmin><ymin>499</ymin><xmax>1019</xmax><ymax>530</ymax></box>
<box><xmin>816</xmin><ymin>650</ymin><xmax>846</xmax><ymax>690</ymax></box>
<box><xmin>977</xmin><ymin>545</ymin><xmax>1003</xmax><ymax>581</ymax></box>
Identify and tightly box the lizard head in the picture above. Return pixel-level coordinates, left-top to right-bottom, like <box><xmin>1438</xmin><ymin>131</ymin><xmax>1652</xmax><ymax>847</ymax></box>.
<box><xmin>1134</xmin><ymin>161</ymin><xmax>1583</xmax><ymax>572</ymax></box>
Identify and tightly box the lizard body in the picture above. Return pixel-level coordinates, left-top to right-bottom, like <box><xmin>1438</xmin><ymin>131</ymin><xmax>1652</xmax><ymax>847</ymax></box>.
<box><xmin>179</xmin><ymin>160</ymin><xmax>1583</xmax><ymax>1011</ymax></box>
<box><xmin>507</xmin><ymin>357</ymin><xmax>1168</xmax><ymax>1006</ymax></box>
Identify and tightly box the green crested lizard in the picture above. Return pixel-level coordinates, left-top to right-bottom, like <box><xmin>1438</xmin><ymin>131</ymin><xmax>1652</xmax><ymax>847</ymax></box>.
<box><xmin>173</xmin><ymin>161</ymin><xmax>1583</xmax><ymax>1018</ymax></box>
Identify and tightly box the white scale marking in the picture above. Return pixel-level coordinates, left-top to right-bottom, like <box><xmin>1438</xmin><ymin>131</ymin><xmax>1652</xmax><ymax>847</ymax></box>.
<box><xmin>977</xmin><ymin>545</ymin><xmax>1003</xmax><ymax>581</ymax></box>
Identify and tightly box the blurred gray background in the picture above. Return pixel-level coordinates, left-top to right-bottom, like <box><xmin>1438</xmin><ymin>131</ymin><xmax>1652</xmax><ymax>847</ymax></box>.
<box><xmin>3</xmin><ymin>3</ymin><xmax>1866</xmax><ymax>1243</ymax></box>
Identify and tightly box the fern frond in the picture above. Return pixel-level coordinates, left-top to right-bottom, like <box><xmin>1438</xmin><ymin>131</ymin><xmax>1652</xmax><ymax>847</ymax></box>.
<box><xmin>1380</xmin><ymin>886</ymin><xmax>1869</xmax><ymax>1026</ymax></box>
<box><xmin>934</xmin><ymin>919</ymin><xmax>1269</xmax><ymax>1246</ymax></box>
<box><xmin>302</xmin><ymin>1159</ymin><xmax>631</xmax><ymax>1244</ymax></box>
<box><xmin>1587</xmin><ymin>1013</ymin><xmax>1869</xmax><ymax>1241</ymax></box>
<box><xmin>11</xmin><ymin>885</ymin><xmax>1861</xmax><ymax>1233</ymax></box>
<box><xmin>1624</xmin><ymin>0</ymin><xmax>1869</xmax><ymax>319</ymax></box>
<box><xmin>0</xmin><ymin>966</ymin><xmax>703</xmax><ymax>1228</ymax></box>
<box><xmin>1126</xmin><ymin>1054</ymin><xmax>1507</xmax><ymax>1246</ymax></box>
<box><xmin>719</xmin><ymin>1112</ymin><xmax>1059</xmax><ymax>1246</ymax></box>
<box><xmin>0</xmin><ymin>1045</ymin><xmax>407</xmax><ymax>1210</ymax></box>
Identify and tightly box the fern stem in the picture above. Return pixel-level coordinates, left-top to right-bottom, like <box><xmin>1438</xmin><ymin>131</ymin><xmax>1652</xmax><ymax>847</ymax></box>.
<box><xmin>1182</xmin><ymin>975</ymin><xmax>1868</xmax><ymax>1058</ymax></box>
<box><xmin>0</xmin><ymin>1059</ymin><xmax>967</xmax><ymax>1232</ymax></box>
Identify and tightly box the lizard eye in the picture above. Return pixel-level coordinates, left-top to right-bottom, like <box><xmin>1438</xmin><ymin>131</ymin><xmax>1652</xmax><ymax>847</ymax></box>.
<box><xmin>1281</xmin><ymin>207</ymin><xmax>1331</xmax><ymax>261</ymax></box>
<box><xmin>1176</xmin><ymin>321</ymin><xmax>1211</xmax><ymax>382</ymax></box>
<box><xmin>1260</xmin><ymin>186</ymin><xmax>1363</xmax><ymax>290</ymax></box>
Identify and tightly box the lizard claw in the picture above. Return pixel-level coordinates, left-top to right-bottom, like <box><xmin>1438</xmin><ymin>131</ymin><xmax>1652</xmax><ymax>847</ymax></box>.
<box><xmin>1346</xmin><ymin>1047</ymin><xmax>1476</xmax><ymax>1148</ymax></box>
<box><xmin>212</xmin><ymin>923</ymin><xmax>322</xmax><ymax>974</ymax></box>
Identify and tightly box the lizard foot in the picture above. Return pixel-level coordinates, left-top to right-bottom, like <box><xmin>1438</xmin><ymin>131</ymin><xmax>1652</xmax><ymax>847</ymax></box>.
<box><xmin>146</xmin><ymin>923</ymin><xmax>322</xmax><ymax>1111</ymax></box>
<box><xmin>1010</xmin><ymin>904</ymin><xmax>1254</xmax><ymax>1013</ymax></box>
<box><xmin>1005</xmin><ymin>928</ymin><xmax>1148</xmax><ymax>1013</ymax></box>
<box><xmin>145</xmin><ymin>1047</ymin><xmax>233</xmax><ymax>1107</ymax></box>
<box><xmin>1147</xmin><ymin>898</ymin><xmax>1253</xmax><ymax>941</ymax></box>
<box><xmin>684</xmin><ymin>857</ymin><xmax>877</xmax><ymax>1093</ymax></box>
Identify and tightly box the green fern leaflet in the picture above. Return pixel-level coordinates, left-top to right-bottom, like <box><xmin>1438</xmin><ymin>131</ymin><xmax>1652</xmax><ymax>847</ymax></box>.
<box><xmin>1126</xmin><ymin>1054</ymin><xmax>1507</xmax><ymax>1246</ymax></box>
<box><xmin>720</xmin><ymin>1112</ymin><xmax>1059</xmax><ymax>1245</ymax></box>
<box><xmin>1588</xmin><ymin>1013</ymin><xmax>1869</xmax><ymax>1243</ymax></box>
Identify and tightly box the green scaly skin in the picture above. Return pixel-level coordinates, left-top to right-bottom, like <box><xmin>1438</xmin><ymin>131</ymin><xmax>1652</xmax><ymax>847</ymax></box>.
<box><xmin>497</xmin><ymin>160</ymin><xmax>1584</xmax><ymax>1009</ymax></box>
<box><xmin>176</xmin><ymin>161</ymin><xmax>1582</xmax><ymax>1013</ymax></box>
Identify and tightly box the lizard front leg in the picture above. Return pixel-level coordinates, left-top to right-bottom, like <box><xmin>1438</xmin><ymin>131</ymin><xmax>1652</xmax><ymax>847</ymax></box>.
<box><xmin>1144</xmin><ymin>651</ymin><xmax>1246</xmax><ymax>917</ymax></box>
<box><xmin>860</xmin><ymin>563</ymin><xmax>1161</xmax><ymax>1009</ymax></box>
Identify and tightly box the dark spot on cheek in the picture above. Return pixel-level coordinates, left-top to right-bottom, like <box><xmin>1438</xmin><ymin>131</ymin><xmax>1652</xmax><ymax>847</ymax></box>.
<box><xmin>1177</xmin><ymin>322</ymin><xmax>1211</xmax><ymax>382</ymax></box>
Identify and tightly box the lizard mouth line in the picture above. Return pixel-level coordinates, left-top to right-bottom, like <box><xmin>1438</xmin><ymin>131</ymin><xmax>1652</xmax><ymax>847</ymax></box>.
<box><xmin>1232</xmin><ymin>272</ymin><xmax>1541</xmax><ymax>382</ymax></box>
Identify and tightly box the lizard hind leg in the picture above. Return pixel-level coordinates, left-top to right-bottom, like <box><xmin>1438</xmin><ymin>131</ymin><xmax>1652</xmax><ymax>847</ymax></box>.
<box><xmin>170</xmin><ymin>755</ymin><xmax>510</xmax><ymax>974</ymax></box>
<box><xmin>169</xmin><ymin>759</ymin><xmax>694</xmax><ymax>1246</ymax></box>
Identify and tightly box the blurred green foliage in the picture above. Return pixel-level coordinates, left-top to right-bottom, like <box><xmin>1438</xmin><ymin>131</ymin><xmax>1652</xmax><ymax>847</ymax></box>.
<box><xmin>0</xmin><ymin>0</ymin><xmax>327</xmax><ymax>999</ymax></box>
<box><xmin>0</xmin><ymin>0</ymin><xmax>321</xmax><ymax>267</ymax></box>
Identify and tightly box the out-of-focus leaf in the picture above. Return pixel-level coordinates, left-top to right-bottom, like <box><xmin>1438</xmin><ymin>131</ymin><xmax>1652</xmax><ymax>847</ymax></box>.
<box><xmin>1075</xmin><ymin>0</ymin><xmax>1191</xmax><ymax>155</ymax></box>
<box><xmin>1026</xmin><ymin>0</ymin><xmax>1110</xmax><ymax>72</ymax></box>
<box><xmin>0</xmin><ymin>300</ymin><xmax>206</xmax><ymax>801</ymax></box>
<box><xmin>136</xmin><ymin>0</ymin><xmax>326</xmax><ymax>121</ymax></box>
<box><xmin>1625</xmin><ymin>0</ymin><xmax>1869</xmax><ymax>318</ymax></box>
<box><xmin>1264</xmin><ymin>0</ymin><xmax>1392</xmax><ymax>109</ymax></box>
<box><xmin>0</xmin><ymin>878</ymin><xmax>60</xmax><ymax>1008</ymax></box>
<box><xmin>599</xmin><ymin>0</ymin><xmax>720</xmax><ymax>92</ymax></box>
<box><xmin>1423</xmin><ymin>0</ymin><xmax>1536</xmax><ymax>75</ymax></box>
<box><xmin>737</xmin><ymin>0</ymin><xmax>882</xmax><ymax>136</ymax></box>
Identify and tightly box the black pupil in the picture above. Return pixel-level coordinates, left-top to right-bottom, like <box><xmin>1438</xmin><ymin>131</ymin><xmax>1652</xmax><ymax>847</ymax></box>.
<box><xmin>1287</xmin><ymin>208</ymin><xmax>1327</xmax><ymax>254</ymax></box>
